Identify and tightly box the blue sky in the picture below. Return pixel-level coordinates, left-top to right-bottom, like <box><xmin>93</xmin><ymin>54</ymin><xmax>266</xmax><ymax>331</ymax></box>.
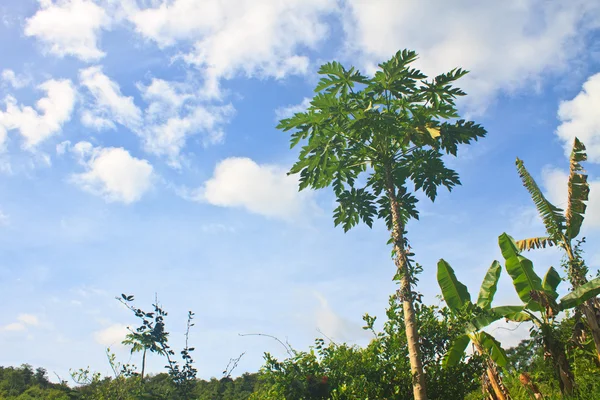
<box><xmin>1</xmin><ymin>0</ymin><xmax>600</xmax><ymax>382</ymax></box>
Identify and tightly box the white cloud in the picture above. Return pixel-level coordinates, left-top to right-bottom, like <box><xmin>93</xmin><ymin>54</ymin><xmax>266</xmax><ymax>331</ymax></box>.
<box><xmin>541</xmin><ymin>166</ymin><xmax>600</xmax><ymax>231</ymax></box>
<box><xmin>137</xmin><ymin>78</ymin><xmax>235</xmax><ymax>167</ymax></box>
<box><xmin>342</xmin><ymin>0</ymin><xmax>600</xmax><ymax>113</ymax></box>
<box><xmin>128</xmin><ymin>0</ymin><xmax>337</xmax><ymax>97</ymax></box>
<box><xmin>93</xmin><ymin>323</ymin><xmax>128</xmax><ymax>346</ymax></box>
<box><xmin>18</xmin><ymin>314</ymin><xmax>40</xmax><ymax>326</ymax></box>
<box><xmin>1</xmin><ymin>69</ymin><xmax>30</xmax><ymax>89</ymax></box>
<box><xmin>79</xmin><ymin>66</ymin><xmax>141</xmax><ymax>130</ymax></box>
<box><xmin>78</xmin><ymin>71</ymin><xmax>234</xmax><ymax>166</ymax></box>
<box><xmin>69</xmin><ymin>142</ymin><xmax>154</xmax><ymax>204</ymax></box>
<box><xmin>314</xmin><ymin>292</ymin><xmax>370</xmax><ymax>342</ymax></box>
<box><xmin>556</xmin><ymin>73</ymin><xmax>600</xmax><ymax>163</ymax></box>
<box><xmin>24</xmin><ymin>0</ymin><xmax>111</xmax><ymax>62</ymax></box>
<box><xmin>56</xmin><ymin>140</ymin><xmax>71</xmax><ymax>155</ymax></box>
<box><xmin>275</xmin><ymin>97</ymin><xmax>311</xmax><ymax>121</ymax></box>
<box><xmin>0</xmin><ymin>210</ymin><xmax>8</xmax><ymax>226</ymax></box>
<box><xmin>191</xmin><ymin>157</ymin><xmax>315</xmax><ymax>221</ymax></box>
<box><xmin>2</xmin><ymin>314</ymin><xmax>40</xmax><ymax>332</ymax></box>
<box><xmin>0</xmin><ymin>79</ymin><xmax>76</xmax><ymax>149</ymax></box>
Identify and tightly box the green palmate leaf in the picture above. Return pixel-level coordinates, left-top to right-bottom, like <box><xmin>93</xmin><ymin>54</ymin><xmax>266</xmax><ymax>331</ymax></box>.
<box><xmin>542</xmin><ymin>267</ymin><xmax>562</xmax><ymax>300</ymax></box>
<box><xmin>474</xmin><ymin>331</ymin><xmax>509</xmax><ymax>367</ymax></box>
<box><xmin>499</xmin><ymin>233</ymin><xmax>544</xmax><ymax>311</ymax></box>
<box><xmin>407</xmin><ymin>149</ymin><xmax>461</xmax><ymax>200</ymax></box>
<box><xmin>559</xmin><ymin>276</ymin><xmax>600</xmax><ymax>310</ymax></box>
<box><xmin>437</xmin><ymin>259</ymin><xmax>471</xmax><ymax>311</ymax></box>
<box><xmin>566</xmin><ymin>137</ymin><xmax>589</xmax><ymax>240</ymax></box>
<box><xmin>443</xmin><ymin>334</ymin><xmax>470</xmax><ymax>367</ymax></box>
<box><xmin>477</xmin><ymin>261</ymin><xmax>502</xmax><ymax>309</ymax></box>
<box><xmin>516</xmin><ymin>158</ymin><xmax>566</xmax><ymax>240</ymax></box>
<box><xmin>515</xmin><ymin>236</ymin><xmax>557</xmax><ymax>252</ymax></box>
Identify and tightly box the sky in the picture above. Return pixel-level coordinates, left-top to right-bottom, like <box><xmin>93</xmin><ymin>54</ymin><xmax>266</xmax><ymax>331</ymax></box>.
<box><xmin>1</xmin><ymin>0</ymin><xmax>600</xmax><ymax>383</ymax></box>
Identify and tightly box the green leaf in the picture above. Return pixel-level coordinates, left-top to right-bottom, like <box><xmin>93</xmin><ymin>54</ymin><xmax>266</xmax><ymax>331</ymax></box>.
<box><xmin>466</xmin><ymin>306</ymin><xmax>528</xmax><ymax>332</ymax></box>
<box><xmin>443</xmin><ymin>334</ymin><xmax>470</xmax><ymax>367</ymax></box>
<box><xmin>515</xmin><ymin>158</ymin><xmax>566</xmax><ymax>240</ymax></box>
<box><xmin>566</xmin><ymin>138</ymin><xmax>589</xmax><ymax>239</ymax></box>
<box><xmin>559</xmin><ymin>276</ymin><xmax>600</xmax><ymax>310</ymax></box>
<box><xmin>474</xmin><ymin>331</ymin><xmax>509</xmax><ymax>367</ymax></box>
<box><xmin>437</xmin><ymin>259</ymin><xmax>471</xmax><ymax>311</ymax></box>
<box><xmin>476</xmin><ymin>261</ymin><xmax>501</xmax><ymax>309</ymax></box>
<box><xmin>542</xmin><ymin>267</ymin><xmax>561</xmax><ymax>300</ymax></box>
<box><xmin>499</xmin><ymin>233</ymin><xmax>544</xmax><ymax>311</ymax></box>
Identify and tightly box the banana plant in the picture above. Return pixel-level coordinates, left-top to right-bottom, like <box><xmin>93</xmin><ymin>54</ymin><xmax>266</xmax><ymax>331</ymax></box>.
<box><xmin>498</xmin><ymin>233</ymin><xmax>600</xmax><ymax>396</ymax></box>
<box><xmin>437</xmin><ymin>259</ymin><xmax>521</xmax><ymax>400</ymax></box>
<box><xmin>515</xmin><ymin>137</ymin><xmax>600</xmax><ymax>360</ymax></box>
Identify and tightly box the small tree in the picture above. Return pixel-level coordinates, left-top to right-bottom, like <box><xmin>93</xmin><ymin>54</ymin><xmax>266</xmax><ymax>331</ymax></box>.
<box><xmin>278</xmin><ymin>49</ymin><xmax>486</xmax><ymax>399</ymax></box>
<box><xmin>498</xmin><ymin>233</ymin><xmax>600</xmax><ymax>396</ymax></box>
<box><xmin>437</xmin><ymin>259</ymin><xmax>523</xmax><ymax>400</ymax></box>
<box><xmin>515</xmin><ymin>138</ymin><xmax>600</xmax><ymax>360</ymax></box>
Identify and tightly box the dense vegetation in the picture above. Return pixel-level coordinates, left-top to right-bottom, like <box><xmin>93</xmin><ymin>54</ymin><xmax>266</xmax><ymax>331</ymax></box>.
<box><xmin>5</xmin><ymin>50</ymin><xmax>600</xmax><ymax>399</ymax></box>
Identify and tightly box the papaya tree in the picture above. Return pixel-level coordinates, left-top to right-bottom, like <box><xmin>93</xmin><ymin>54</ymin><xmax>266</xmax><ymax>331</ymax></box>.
<box><xmin>515</xmin><ymin>138</ymin><xmax>600</xmax><ymax>360</ymax></box>
<box><xmin>277</xmin><ymin>50</ymin><xmax>486</xmax><ymax>400</ymax></box>
<box><xmin>437</xmin><ymin>259</ymin><xmax>525</xmax><ymax>400</ymax></box>
<box><xmin>499</xmin><ymin>233</ymin><xmax>600</xmax><ymax>396</ymax></box>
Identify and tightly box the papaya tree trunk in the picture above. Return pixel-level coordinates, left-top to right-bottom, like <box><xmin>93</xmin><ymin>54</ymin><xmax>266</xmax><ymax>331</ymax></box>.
<box><xmin>387</xmin><ymin>176</ymin><xmax>428</xmax><ymax>400</ymax></box>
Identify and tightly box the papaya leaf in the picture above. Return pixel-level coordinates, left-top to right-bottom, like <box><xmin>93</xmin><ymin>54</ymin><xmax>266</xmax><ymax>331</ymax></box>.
<box><xmin>559</xmin><ymin>277</ymin><xmax>600</xmax><ymax>310</ymax></box>
<box><xmin>437</xmin><ymin>259</ymin><xmax>471</xmax><ymax>311</ymax></box>
<box><xmin>499</xmin><ymin>233</ymin><xmax>544</xmax><ymax>312</ymax></box>
<box><xmin>476</xmin><ymin>261</ymin><xmax>501</xmax><ymax>309</ymax></box>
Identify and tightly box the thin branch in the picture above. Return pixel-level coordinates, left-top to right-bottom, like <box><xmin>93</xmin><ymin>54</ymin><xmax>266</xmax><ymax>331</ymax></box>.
<box><xmin>222</xmin><ymin>352</ymin><xmax>246</xmax><ymax>378</ymax></box>
<box><xmin>239</xmin><ymin>333</ymin><xmax>294</xmax><ymax>357</ymax></box>
<box><xmin>316</xmin><ymin>328</ymin><xmax>338</xmax><ymax>347</ymax></box>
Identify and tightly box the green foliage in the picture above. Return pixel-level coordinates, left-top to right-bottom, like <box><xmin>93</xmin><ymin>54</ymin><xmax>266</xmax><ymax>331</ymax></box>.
<box><xmin>515</xmin><ymin>158</ymin><xmax>566</xmax><ymax>241</ymax></box>
<box><xmin>0</xmin><ymin>365</ymin><xmax>73</xmax><ymax>399</ymax></box>
<box><xmin>566</xmin><ymin>138</ymin><xmax>589</xmax><ymax>240</ymax></box>
<box><xmin>476</xmin><ymin>261</ymin><xmax>502</xmax><ymax>310</ymax></box>
<box><xmin>254</xmin><ymin>297</ymin><xmax>483</xmax><ymax>400</ymax></box>
<box><xmin>498</xmin><ymin>233</ymin><xmax>545</xmax><ymax>311</ymax></box>
<box><xmin>436</xmin><ymin>259</ymin><xmax>471</xmax><ymax>311</ymax></box>
<box><xmin>278</xmin><ymin>49</ymin><xmax>485</xmax><ymax>233</ymax></box>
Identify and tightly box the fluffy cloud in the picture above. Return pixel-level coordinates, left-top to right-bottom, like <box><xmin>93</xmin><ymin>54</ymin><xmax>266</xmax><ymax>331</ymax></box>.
<box><xmin>93</xmin><ymin>323</ymin><xmax>128</xmax><ymax>346</ymax></box>
<box><xmin>78</xmin><ymin>71</ymin><xmax>234</xmax><ymax>166</ymax></box>
<box><xmin>138</xmin><ymin>78</ymin><xmax>234</xmax><ymax>166</ymax></box>
<box><xmin>128</xmin><ymin>0</ymin><xmax>337</xmax><ymax>97</ymax></box>
<box><xmin>1</xmin><ymin>69</ymin><xmax>30</xmax><ymax>89</ymax></box>
<box><xmin>342</xmin><ymin>0</ymin><xmax>600</xmax><ymax>113</ymax></box>
<box><xmin>541</xmin><ymin>167</ymin><xmax>600</xmax><ymax>231</ymax></box>
<box><xmin>70</xmin><ymin>142</ymin><xmax>154</xmax><ymax>204</ymax></box>
<box><xmin>24</xmin><ymin>0</ymin><xmax>110</xmax><ymax>62</ymax></box>
<box><xmin>314</xmin><ymin>292</ymin><xmax>370</xmax><ymax>342</ymax></box>
<box><xmin>191</xmin><ymin>157</ymin><xmax>315</xmax><ymax>221</ymax></box>
<box><xmin>0</xmin><ymin>79</ymin><xmax>76</xmax><ymax>149</ymax></box>
<box><xmin>79</xmin><ymin>66</ymin><xmax>142</xmax><ymax>130</ymax></box>
<box><xmin>274</xmin><ymin>97</ymin><xmax>311</xmax><ymax>121</ymax></box>
<box><xmin>556</xmin><ymin>73</ymin><xmax>600</xmax><ymax>163</ymax></box>
<box><xmin>1</xmin><ymin>314</ymin><xmax>40</xmax><ymax>332</ymax></box>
